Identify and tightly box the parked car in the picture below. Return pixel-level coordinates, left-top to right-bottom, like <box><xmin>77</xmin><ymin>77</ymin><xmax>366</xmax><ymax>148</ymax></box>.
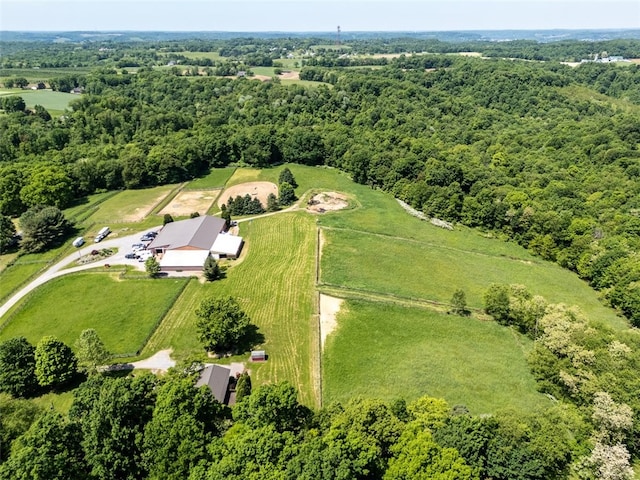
<box><xmin>72</xmin><ymin>237</ymin><xmax>85</xmax><ymax>247</ymax></box>
<box><xmin>132</xmin><ymin>243</ymin><xmax>145</xmax><ymax>251</ymax></box>
<box><xmin>125</xmin><ymin>253</ymin><xmax>138</xmax><ymax>259</ymax></box>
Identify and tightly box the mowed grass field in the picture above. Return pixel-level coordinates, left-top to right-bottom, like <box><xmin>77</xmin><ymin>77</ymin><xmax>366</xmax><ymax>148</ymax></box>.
<box><xmin>320</xmin><ymin>227</ymin><xmax>624</xmax><ymax>329</ymax></box>
<box><xmin>187</xmin><ymin>167</ymin><xmax>236</xmax><ymax>189</ymax></box>
<box><xmin>84</xmin><ymin>184</ymin><xmax>178</xmax><ymax>224</ymax></box>
<box><xmin>143</xmin><ymin>211</ymin><xmax>319</xmax><ymax>406</ymax></box>
<box><xmin>323</xmin><ymin>299</ymin><xmax>549</xmax><ymax>414</ymax></box>
<box><xmin>0</xmin><ymin>273</ymin><xmax>188</xmax><ymax>355</ymax></box>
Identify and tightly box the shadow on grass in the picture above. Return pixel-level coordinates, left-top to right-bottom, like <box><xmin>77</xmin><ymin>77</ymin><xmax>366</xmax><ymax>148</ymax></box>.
<box><xmin>237</xmin><ymin>324</ymin><xmax>265</xmax><ymax>354</ymax></box>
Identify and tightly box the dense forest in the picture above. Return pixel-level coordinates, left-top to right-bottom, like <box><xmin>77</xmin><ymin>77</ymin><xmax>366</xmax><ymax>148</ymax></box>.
<box><xmin>1</xmin><ymin>36</ymin><xmax>640</xmax><ymax>478</ymax></box>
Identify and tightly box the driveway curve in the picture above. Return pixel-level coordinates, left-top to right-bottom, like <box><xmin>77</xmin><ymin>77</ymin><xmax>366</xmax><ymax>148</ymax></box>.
<box><xmin>0</xmin><ymin>226</ymin><xmax>161</xmax><ymax>320</ymax></box>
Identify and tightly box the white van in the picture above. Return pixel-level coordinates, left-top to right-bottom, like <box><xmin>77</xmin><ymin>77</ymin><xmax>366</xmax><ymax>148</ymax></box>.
<box><xmin>72</xmin><ymin>237</ymin><xmax>85</xmax><ymax>247</ymax></box>
<box><xmin>95</xmin><ymin>226</ymin><xmax>110</xmax><ymax>243</ymax></box>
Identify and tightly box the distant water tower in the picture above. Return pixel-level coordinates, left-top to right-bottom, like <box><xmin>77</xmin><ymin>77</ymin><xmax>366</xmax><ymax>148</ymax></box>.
<box><xmin>337</xmin><ymin>25</ymin><xmax>341</xmax><ymax>45</ymax></box>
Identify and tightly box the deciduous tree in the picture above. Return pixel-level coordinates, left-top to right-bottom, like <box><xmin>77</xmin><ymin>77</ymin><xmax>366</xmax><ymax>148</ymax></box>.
<box><xmin>0</xmin><ymin>410</ymin><xmax>87</xmax><ymax>480</ymax></box>
<box><xmin>34</xmin><ymin>336</ymin><xmax>77</xmax><ymax>389</ymax></box>
<box><xmin>0</xmin><ymin>215</ymin><xmax>17</xmax><ymax>254</ymax></box>
<box><xmin>0</xmin><ymin>337</ymin><xmax>39</xmax><ymax>398</ymax></box>
<box><xmin>74</xmin><ymin>329</ymin><xmax>110</xmax><ymax>375</ymax></box>
<box><xmin>195</xmin><ymin>296</ymin><xmax>255</xmax><ymax>353</ymax></box>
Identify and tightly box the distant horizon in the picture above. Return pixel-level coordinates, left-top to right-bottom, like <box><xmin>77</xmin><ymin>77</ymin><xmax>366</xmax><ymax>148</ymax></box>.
<box><xmin>2</xmin><ymin>27</ymin><xmax>640</xmax><ymax>33</ymax></box>
<box><xmin>2</xmin><ymin>1</ymin><xmax>639</xmax><ymax>32</ymax></box>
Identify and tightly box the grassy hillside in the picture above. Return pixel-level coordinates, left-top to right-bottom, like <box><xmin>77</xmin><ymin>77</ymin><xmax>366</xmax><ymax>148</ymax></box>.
<box><xmin>323</xmin><ymin>299</ymin><xmax>549</xmax><ymax>414</ymax></box>
<box><xmin>0</xmin><ymin>164</ymin><xmax>627</xmax><ymax>413</ymax></box>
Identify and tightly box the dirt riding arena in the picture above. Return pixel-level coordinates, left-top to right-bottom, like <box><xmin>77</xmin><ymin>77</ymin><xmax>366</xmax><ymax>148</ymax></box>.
<box><xmin>307</xmin><ymin>192</ymin><xmax>349</xmax><ymax>213</ymax></box>
<box><xmin>159</xmin><ymin>190</ymin><xmax>220</xmax><ymax>217</ymax></box>
<box><xmin>218</xmin><ymin>182</ymin><xmax>278</xmax><ymax>208</ymax></box>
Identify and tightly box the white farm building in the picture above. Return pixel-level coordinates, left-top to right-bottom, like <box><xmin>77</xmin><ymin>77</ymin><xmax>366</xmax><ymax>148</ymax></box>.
<box><xmin>147</xmin><ymin>215</ymin><xmax>243</xmax><ymax>272</ymax></box>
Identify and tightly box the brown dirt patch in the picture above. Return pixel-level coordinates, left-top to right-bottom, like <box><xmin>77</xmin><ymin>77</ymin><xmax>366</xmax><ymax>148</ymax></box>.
<box><xmin>320</xmin><ymin>294</ymin><xmax>344</xmax><ymax>350</ymax></box>
<box><xmin>279</xmin><ymin>71</ymin><xmax>300</xmax><ymax>80</ymax></box>
<box><xmin>159</xmin><ymin>190</ymin><xmax>220</xmax><ymax>217</ymax></box>
<box><xmin>253</xmin><ymin>75</ymin><xmax>273</xmax><ymax>82</ymax></box>
<box><xmin>307</xmin><ymin>192</ymin><xmax>349</xmax><ymax>213</ymax></box>
<box><xmin>218</xmin><ymin>181</ymin><xmax>278</xmax><ymax>209</ymax></box>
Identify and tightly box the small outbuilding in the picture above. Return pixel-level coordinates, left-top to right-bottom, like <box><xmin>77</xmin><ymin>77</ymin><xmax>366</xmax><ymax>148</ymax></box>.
<box><xmin>250</xmin><ymin>350</ymin><xmax>267</xmax><ymax>362</ymax></box>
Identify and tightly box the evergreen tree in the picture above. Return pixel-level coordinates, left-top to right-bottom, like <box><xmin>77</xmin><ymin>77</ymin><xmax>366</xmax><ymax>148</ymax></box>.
<box><xmin>278</xmin><ymin>182</ymin><xmax>296</xmax><ymax>206</ymax></box>
<box><xmin>278</xmin><ymin>167</ymin><xmax>298</xmax><ymax>188</ymax></box>
<box><xmin>235</xmin><ymin>372</ymin><xmax>252</xmax><ymax>401</ymax></box>
<box><xmin>203</xmin><ymin>255</ymin><xmax>221</xmax><ymax>282</ymax></box>
<box><xmin>266</xmin><ymin>193</ymin><xmax>279</xmax><ymax>212</ymax></box>
<box><xmin>145</xmin><ymin>256</ymin><xmax>161</xmax><ymax>278</ymax></box>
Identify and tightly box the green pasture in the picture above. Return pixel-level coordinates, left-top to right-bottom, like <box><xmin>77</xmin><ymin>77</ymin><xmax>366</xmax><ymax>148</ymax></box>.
<box><xmin>0</xmin><ymin>242</ymin><xmax>77</xmax><ymax>304</ymax></box>
<box><xmin>63</xmin><ymin>191</ymin><xmax>119</xmax><ymax>223</ymax></box>
<box><xmin>169</xmin><ymin>51</ymin><xmax>224</xmax><ymax>62</ymax></box>
<box><xmin>320</xmin><ymin>227</ymin><xmax>625</xmax><ymax>330</ymax></box>
<box><xmin>143</xmin><ymin>211</ymin><xmax>319</xmax><ymax>406</ymax></box>
<box><xmin>19</xmin><ymin>90</ymin><xmax>78</xmax><ymax>112</ymax></box>
<box><xmin>0</xmin><ymin>272</ymin><xmax>188</xmax><ymax>355</ymax></box>
<box><xmin>323</xmin><ymin>299</ymin><xmax>549</xmax><ymax>414</ymax></box>
<box><xmin>84</xmin><ymin>184</ymin><xmax>178</xmax><ymax>224</ymax></box>
<box><xmin>251</xmin><ymin>66</ymin><xmax>278</xmax><ymax>77</ymax></box>
<box><xmin>187</xmin><ymin>167</ymin><xmax>236</xmax><ymax>189</ymax></box>
<box><xmin>0</xmin><ymin>67</ymin><xmax>92</xmax><ymax>82</ymax></box>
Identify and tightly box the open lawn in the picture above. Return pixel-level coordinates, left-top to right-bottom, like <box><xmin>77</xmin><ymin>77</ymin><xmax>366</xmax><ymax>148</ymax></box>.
<box><xmin>323</xmin><ymin>299</ymin><xmax>549</xmax><ymax>414</ymax></box>
<box><xmin>143</xmin><ymin>211</ymin><xmax>319</xmax><ymax>406</ymax></box>
<box><xmin>84</xmin><ymin>184</ymin><xmax>178</xmax><ymax>223</ymax></box>
<box><xmin>187</xmin><ymin>167</ymin><xmax>236</xmax><ymax>189</ymax></box>
<box><xmin>320</xmin><ymin>227</ymin><xmax>625</xmax><ymax>329</ymax></box>
<box><xmin>0</xmin><ymin>273</ymin><xmax>189</xmax><ymax>355</ymax></box>
<box><xmin>13</xmin><ymin>90</ymin><xmax>78</xmax><ymax>112</ymax></box>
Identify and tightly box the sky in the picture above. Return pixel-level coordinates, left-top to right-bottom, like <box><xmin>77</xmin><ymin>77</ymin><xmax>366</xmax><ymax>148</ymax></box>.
<box><xmin>1</xmin><ymin>0</ymin><xmax>639</xmax><ymax>32</ymax></box>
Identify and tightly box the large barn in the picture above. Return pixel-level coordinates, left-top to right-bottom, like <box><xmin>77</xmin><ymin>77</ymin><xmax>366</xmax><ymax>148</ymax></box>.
<box><xmin>147</xmin><ymin>215</ymin><xmax>243</xmax><ymax>271</ymax></box>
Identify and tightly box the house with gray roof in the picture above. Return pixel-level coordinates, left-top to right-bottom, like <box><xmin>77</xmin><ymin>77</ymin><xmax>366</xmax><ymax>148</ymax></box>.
<box><xmin>195</xmin><ymin>364</ymin><xmax>233</xmax><ymax>404</ymax></box>
<box><xmin>147</xmin><ymin>215</ymin><xmax>243</xmax><ymax>271</ymax></box>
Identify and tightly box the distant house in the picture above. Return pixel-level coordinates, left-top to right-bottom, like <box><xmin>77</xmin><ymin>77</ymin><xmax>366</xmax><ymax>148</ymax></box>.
<box><xmin>147</xmin><ymin>215</ymin><xmax>243</xmax><ymax>271</ymax></box>
<box><xmin>195</xmin><ymin>364</ymin><xmax>233</xmax><ymax>404</ymax></box>
<box><xmin>70</xmin><ymin>87</ymin><xmax>84</xmax><ymax>94</ymax></box>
